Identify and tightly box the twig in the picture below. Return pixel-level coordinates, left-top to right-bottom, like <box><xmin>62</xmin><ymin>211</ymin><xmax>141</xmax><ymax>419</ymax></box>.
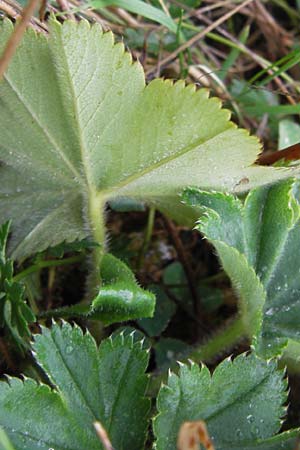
<box><xmin>146</xmin><ymin>0</ymin><xmax>254</xmax><ymax>76</ymax></box>
<box><xmin>56</xmin><ymin>0</ymin><xmax>74</xmax><ymax>20</ymax></box>
<box><xmin>0</xmin><ymin>0</ymin><xmax>18</xmax><ymax>18</ymax></box>
<box><xmin>0</xmin><ymin>0</ymin><xmax>41</xmax><ymax>80</ymax></box>
<box><xmin>0</xmin><ymin>0</ymin><xmax>47</xmax><ymax>31</ymax></box>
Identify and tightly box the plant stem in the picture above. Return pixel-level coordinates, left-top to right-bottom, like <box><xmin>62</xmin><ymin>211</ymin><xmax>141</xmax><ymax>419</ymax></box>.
<box><xmin>189</xmin><ymin>316</ymin><xmax>247</xmax><ymax>363</ymax></box>
<box><xmin>13</xmin><ymin>255</ymin><xmax>84</xmax><ymax>283</ymax></box>
<box><xmin>138</xmin><ymin>206</ymin><xmax>156</xmax><ymax>270</ymax></box>
<box><xmin>87</xmin><ymin>192</ymin><xmax>107</xmax><ymax>293</ymax></box>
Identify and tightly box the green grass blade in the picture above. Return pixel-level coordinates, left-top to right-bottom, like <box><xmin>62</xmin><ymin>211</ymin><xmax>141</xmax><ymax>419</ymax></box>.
<box><xmin>91</xmin><ymin>0</ymin><xmax>178</xmax><ymax>32</ymax></box>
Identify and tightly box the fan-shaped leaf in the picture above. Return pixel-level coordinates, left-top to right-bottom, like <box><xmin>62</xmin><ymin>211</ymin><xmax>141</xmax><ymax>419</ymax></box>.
<box><xmin>154</xmin><ymin>353</ymin><xmax>299</xmax><ymax>450</ymax></box>
<box><xmin>183</xmin><ymin>180</ymin><xmax>300</xmax><ymax>357</ymax></box>
<box><xmin>0</xmin><ymin>19</ymin><xmax>299</xmax><ymax>259</ymax></box>
<box><xmin>0</xmin><ymin>322</ymin><xmax>150</xmax><ymax>450</ymax></box>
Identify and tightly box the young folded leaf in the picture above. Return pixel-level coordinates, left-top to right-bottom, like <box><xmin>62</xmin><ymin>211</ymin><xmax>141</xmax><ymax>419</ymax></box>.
<box><xmin>91</xmin><ymin>253</ymin><xmax>156</xmax><ymax>324</ymax></box>
<box><xmin>40</xmin><ymin>253</ymin><xmax>156</xmax><ymax>324</ymax></box>
<box><xmin>154</xmin><ymin>353</ymin><xmax>299</xmax><ymax>450</ymax></box>
<box><xmin>0</xmin><ymin>19</ymin><xmax>299</xmax><ymax>259</ymax></box>
<box><xmin>0</xmin><ymin>322</ymin><xmax>150</xmax><ymax>450</ymax></box>
<box><xmin>183</xmin><ymin>180</ymin><xmax>300</xmax><ymax>357</ymax></box>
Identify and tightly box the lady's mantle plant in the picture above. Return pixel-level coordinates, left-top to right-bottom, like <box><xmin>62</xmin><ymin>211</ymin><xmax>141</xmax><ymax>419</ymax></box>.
<box><xmin>0</xmin><ymin>18</ymin><xmax>298</xmax><ymax>275</ymax></box>
<box><xmin>0</xmin><ymin>17</ymin><xmax>300</xmax><ymax>450</ymax></box>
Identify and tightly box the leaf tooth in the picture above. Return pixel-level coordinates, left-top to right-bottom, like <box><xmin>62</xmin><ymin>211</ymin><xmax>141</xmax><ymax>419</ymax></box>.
<box><xmin>4</xmin><ymin>374</ymin><xmax>13</xmax><ymax>384</ymax></box>
<box><xmin>177</xmin><ymin>360</ymin><xmax>185</xmax><ymax>368</ymax></box>
<box><xmin>199</xmin><ymin>361</ymin><xmax>206</xmax><ymax>371</ymax></box>
<box><xmin>139</xmin><ymin>337</ymin><xmax>146</xmax><ymax>349</ymax></box>
<box><xmin>129</xmin><ymin>329</ymin><xmax>136</xmax><ymax>338</ymax></box>
<box><xmin>187</xmin><ymin>358</ymin><xmax>196</xmax><ymax>367</ymax></box>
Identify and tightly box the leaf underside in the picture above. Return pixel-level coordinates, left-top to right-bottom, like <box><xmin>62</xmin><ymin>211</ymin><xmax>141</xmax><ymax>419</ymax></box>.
<box><xmin>0</xmin><ymin>322</ymin><xmax>150</xmax><ymax>450</ymax></box>
<box><xmin>183</xmin><ymin>180</ymin><xmax>300</xmax><ymax>357</ymax></box>
<box><xmin>0</xmin><ymin>19</ymin><xmax>299</xmax><ymax>258</ymax></box>
<box><xmin>154</xmin><ymin>353</ymin><xmax>299</xmax><ymax>450</ymax></box>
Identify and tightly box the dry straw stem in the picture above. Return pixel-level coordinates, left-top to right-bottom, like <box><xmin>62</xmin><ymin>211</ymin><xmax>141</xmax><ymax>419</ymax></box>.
<box><xmin>94</xmin><ymin>421</ymin><xmax>115</xmax><ymax>450</ymax></box>
<box><xmin>177</xmin><ymin>421</ymin><xmax>215</xmax><ymax>450</ymax></box>
<box><xmin>0</xmin><ymin>0</ymin><xmax>41</xmax><ymax>80</ymax></box>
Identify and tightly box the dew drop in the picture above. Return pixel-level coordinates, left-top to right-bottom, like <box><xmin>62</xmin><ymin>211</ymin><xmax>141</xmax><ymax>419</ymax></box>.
<box><xmin>66</xmin><ymin>345</ymin><xmax>73</xmax><ymax>354</ymax></box>
<box><xmin>247</xmin><ymin>414</ymin><xmax>255</xmax><ymax>423</ymax></box>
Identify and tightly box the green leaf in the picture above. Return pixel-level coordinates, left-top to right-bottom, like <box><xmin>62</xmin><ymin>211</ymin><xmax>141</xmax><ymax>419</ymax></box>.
<box><xmin>279</xmin><ymin>118</ymin><xmax>300</xmax><ymax>149</ymax></box>
<box><xmin>91</xmin><ymin>253</ymin><xmax>156</xmax><ymax>324</ymax></box>
<box><xmin>1</xmin><ymin>20</ymin><xmax>299</xmax><ymax>259</ymax></box>
<box><xmin>40</xmin><ymin>253</ymin><xmax>156</xmax><ymax>324</ymax></box>
<box><xmin>183</xmin><ymin>180</ymin><xmax>300</xmax><ymax>357</ymax></box>
<box><xmin>154</xmin><ymin>337</ymin><xmax>191</xmax><ymax>371</ymax></box>
<box><xmin>154</xmin><ymin>353</ymin><xmax>299</xmax><ymax>450</ymax></box>
<box><xmin>46</xmin><ymin>238</ymin><xmax>99</xmax><ymax>258</ymax></box>
<box><xmin>138</xmin><ymin>285</ymin><xmax>176</xmax><ymax>336</ymax></box>
<box><xmin>91</xmin><ymin>0</ymin><xmax>178</xmax><ymax>33</ymax></box>
<box><xmin>0</xmin><ymin>222</ymin><xmax>35</xmax><ymax>349</ymax></box>
<box><xmin>108</xmin><ymin>197</ymin><xmax>146</xmax><ymax>212</ymax></box>
<box><xmin>0</xmin><ymin>322</ymin><xmax>150</xmax><ymax>450</ymax></box>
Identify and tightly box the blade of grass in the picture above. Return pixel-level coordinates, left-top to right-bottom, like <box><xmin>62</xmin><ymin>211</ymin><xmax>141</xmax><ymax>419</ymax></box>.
<box><xmin>219</xmin><ymin>25</ymin><xmax>249</xmax><ymax>81</ymax></box>
<box><xmin>249</xmin><ymin>49</ymin><xmax>300</xmax><ymax>87</ymax></box>
<box><xmin>246</xmin><ymin>103</ymin><xmax>300</xmax><ymax>115</ymax></box>
<box><xmin>91</xmin><ymin>0</ymin><xmax>178</xmax><ymax>33</ymax></box>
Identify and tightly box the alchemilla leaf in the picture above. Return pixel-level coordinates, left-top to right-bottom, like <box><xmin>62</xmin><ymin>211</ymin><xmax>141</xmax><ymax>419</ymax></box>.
<box><xmin>0</xmin><ymin>322</ymin><xmax>150</xmax><ymax>450</ymax></box>
<box><xmin>1</xmin><ymin>19</ymin><xmax>299</xmax><ymax>259</ymax></box>
<box><xmin>91</xmin><ymin>253</ymin><xmax>156</xmax><ymax>324</ymax></box>
<box><xmin>183</xmin><ymin>180</ymin><xmax>300</xmax><ymax>357</ymax></box>
<box><xmin>154</xmin><ymin>353</ymin><xmax>299</xmax><ymax>450</ymax></box>
<box><xmin>39</xmin><ymin>253</ymin><xmax>156</xmax><ymax>324</ymax></box>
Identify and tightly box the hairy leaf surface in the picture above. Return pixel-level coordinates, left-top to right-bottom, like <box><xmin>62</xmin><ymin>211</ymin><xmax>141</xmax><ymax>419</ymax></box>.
<box><xmin>154</xmin><ymin>353</ymin><xmax>299</xmax><ymax>450</ymax></box>
<box><xmin>0</xmin><ymin>19</ymin><xmax>299</xmax><ymax>258</ymax></box>
<box><xmin>40</xmin><ymin>253</ymin><xmax>155</xmax><ymax>324</ymax></box>
<box><xmin>183</xmin><ymin>180</ymin><xmax>300</xmax><ymax>357</ymax></box>
<box><xmin>0</xmin><ymin>322</ymin><xmax>150</xmax><ymax>450</ymax></box>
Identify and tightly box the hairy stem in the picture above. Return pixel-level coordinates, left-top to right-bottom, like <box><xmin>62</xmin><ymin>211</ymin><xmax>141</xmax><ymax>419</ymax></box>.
<box><xmin>87</xmin><ymin>192</ymin><xmax>107</xmax><ymax>294</ymax></box>
<box><xmin>138</xmin><ymin>206</ymin><xmax>156</xmax><ymax>270</ymax></box>
<box><xmin>189</xmin><ymin>316</ymin><xmax>247</xmax><ymax>363</ymax></box>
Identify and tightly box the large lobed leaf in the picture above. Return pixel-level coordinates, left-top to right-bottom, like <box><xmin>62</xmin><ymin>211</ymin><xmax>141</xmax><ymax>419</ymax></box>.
<box><xmin>0</xmin><ymin>322</ymin><xmax>150</xmax><ymax>450</ymax></box>
<box><xmin>1</xmin><ymin>19</ymin><xmax>299</xmax><ymax>259</ymax></box>
<box><xmin>154</xmin><ymin>353</ymin><xmax>299</xmax><ymax>450</ymax></box>
<box><xmin>183</xmin><ymin>180</ymin><xmax>300</xmax><ymax>357</ymax></box>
